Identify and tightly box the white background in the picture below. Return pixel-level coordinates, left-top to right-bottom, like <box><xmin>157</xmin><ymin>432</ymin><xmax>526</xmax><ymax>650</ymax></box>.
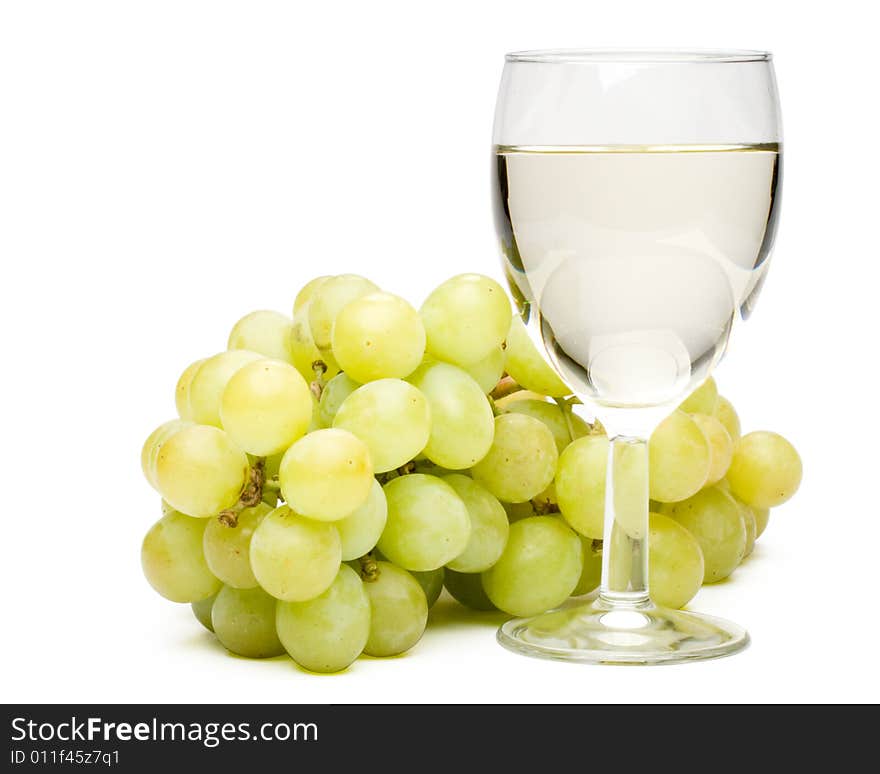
<box><xmin>1</xmin><ymin>0</ymin><xmax>877</xmax><ymax>704</ymax></box>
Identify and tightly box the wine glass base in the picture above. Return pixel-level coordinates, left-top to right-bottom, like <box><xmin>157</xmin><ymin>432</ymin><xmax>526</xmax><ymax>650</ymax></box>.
<box><xmin>497</xmin><ymin>598</ymin><xmax>749</xmax><ymax>665</ymax></box>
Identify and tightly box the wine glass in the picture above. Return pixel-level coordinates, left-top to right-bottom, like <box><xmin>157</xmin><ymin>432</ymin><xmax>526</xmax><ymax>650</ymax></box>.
<box><xmin>492</xmin><ymin>49</ymin><xmax>782</xmax><ymax>664</ymax></box>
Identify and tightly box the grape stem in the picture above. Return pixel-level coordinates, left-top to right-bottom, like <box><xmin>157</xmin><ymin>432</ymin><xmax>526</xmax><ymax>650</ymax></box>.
<box><xmin>217</xmin><ymin>459</ymin><xmax>267</xmax><ymax>527</ymax></box>
<box><xmin>358</xmin><ymin>554</ymin><xmax>380</xmax><ymax>582</ymax></box>
<box><xmin>309</xmin><ymin>360</ymin><xmax>328</xmax><ymax>400</ymax></box>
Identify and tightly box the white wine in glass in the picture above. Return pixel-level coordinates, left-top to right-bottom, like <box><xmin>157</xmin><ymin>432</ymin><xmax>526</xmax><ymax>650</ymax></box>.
<box><xmin>492</xmin><ymin>50</ymin><xmax>782</xmax><ymax>664</ymax></box>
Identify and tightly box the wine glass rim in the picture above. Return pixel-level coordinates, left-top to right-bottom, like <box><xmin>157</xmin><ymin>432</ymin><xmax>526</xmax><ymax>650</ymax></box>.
<box><xmin>505</xmin><ymin>48</ymin><xmax>772</xmax><ymax>64</ymax></box>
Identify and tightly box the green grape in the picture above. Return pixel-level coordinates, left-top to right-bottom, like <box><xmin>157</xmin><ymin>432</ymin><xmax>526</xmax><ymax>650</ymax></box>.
<box><xmin>667</xmin><ymin>486</ymin><xmax>746</xmax><ymax>583</ymax></box>
<box><xmin>678</xmin><ymin>376</ymin><xmax>719</xmax><ymax>415</ymax></box>
<box><xmin>219</xmin><ymin>359</ymin><xmax>312</xmax><ymax>456</ymax></box>
<box><xmin>211</xmin><ymin>586</ymin><xmax>285</xmax><ymax>658</ymax></box>
<box><xmin>362</xmin><ymin>562</ymin><xmax>428</xmax><ymax>657</ymax></box>
<box><xmin>739</xmin><ymin>501</ymin><xmax>757</xmax><ymax>558</ymax></box>
<box><xmin>290</xmin><ymin>306</ymin><xmax>340</xmax><ymax>383</ymax></box>
<box><xmin>333</xmin><ymin>379</ymin><xmax>431</xmax><ymax>473</ymax></box>
<box><xmin>175</xmin><ymin>359</ymin><xmax>205</xmax><ymax>420</ymax></box>
<box><xmin>648</xmin><ymin>410</ymin><xmax>711</xmax><ymax>503</ymax></box>
<box><xmin>573</xmin><ymin>537</ymin><xmax>603</xmax><ymax>596</ymax></box>
<box><xmin>141</xmin><ymin>510</ymin><xmax>221</xmax><ymax>603</ymax></box>
<box><xmin>556</xmin><ymin>435</ymin><xmax>608</xmax><ymax>540</ymax></box>
<box><xmin>202</xmin><ymin>502</ymin><xmax>272</xmax><ymax>588</ymax></box>
<box><xmin>155</xmin><ymin>425</ymin><xmax>249</xmax><ymax>518</ymax></box>
<box><xmin>276</xmin><ymin>564</ymin><xmax>370</xmax><ymax>673</ymax></box>
<box><xmin>471</xmin><ymin>413</ymin><xmax>558</xmax><ymax>503</ymax></box>
<box><xmin>443</xmin><ymin>474</ymin><xmax>509</xmax><ymax>573</ymax></box>
<box><xmin>279</xmin><ymin>428</ymin><xmax>373</xmax><ymax>521</ymax></box>
<box><xmin>461</xmin><ymin>345</ymin><xmax>505</xmax><ymax>394</ymax></box>
<box><xmin>753</xmin><ymin>506</ymin><xmax>770</xmax><ymax>539</ymax></box>
<box><xmin>504</xmin><ymin>501</ymin><xmax>536</xmax><ymax>523</ymax></box>
<box><xmin>191</xmin><ymin>593</ymin><xmax>217</xmax><ymax>632</ymax></box>
<box><xmin>420</xmin><ymin>273</ymin><xmax>511</xmax><ymax>366</ymax></box>
<box><xmin>318</xmin><ymin>372</ymin><xmax>360</xmax><ymax>428</ymax></box>
<box><xmin>726</xmin><ymin>430</ymin><xmax>802</xmax><ymax>509</ymax></box>
<box><xmin>308</xmin><ymin>273</ymin><xmax>380</xmax><ymax>350</ymax></box>
<box><xmin>187</xmin><ymin>350</ymin><xmax>265</xmax><ymax>428</ymax></box>
<box><xmin>500</xmin><ymin>399</ymin><xmax>590</xmax><ymax>454</ymax></box>
<box><xmin>493</xmin><ymin>389</ymin><xmax>549</xmax><ymax>410</ymax></box>
<box><xmin>713</xmin><ymin>395</ymin><xmax>741</xmax><ymax>442</ymax></box>
<box><xmin>227</xmin><ymin>310</ymin><xmax>294</xmax><ymax>363</ymax></box>
<box><xmin>335</xmin><ymin>480</ymin><xmax>387</xmax><ymax>561</ymax></box>
<box><xmin>482</xmin><ymin>516</ymin><xmax>582</xmax><ymax>617</ymax></box>
<box><xmin>331</xmin><ymin>291</ymin><xmax>426</xmax><ymax>382</ymax></box>
<box><xmin>292</xmin><ymin>275</ymin><xmax>332</xmax><ymax>314</ymax></box>
<box><xmin>141</xmin><ymin>419</ymin><xmax>191</xmax><ymax>491</ymax></box>
<box><xmin>444</xmin><ymin>569</ymin><xmax>497</xmax><ymax>611</ymax></box>
<box><xmin>410</xmin><ymin>567</ymin><xmax>445</xmax><ymax>608</ymax></box>
<box><xmin>503</xmin><ymin>315</ymin><xmax>571</xmax><ymax>397</ymax></box>
<box><xmin>531</xmin><ymin>481</ymin><xmax>557</xmax><ymax>513</ymax></box>
<box><xmin>408</xmin><ymin>362</ymin><xmax>494</xmax><ymax>470</ymax></box>
<box><xmin>648</xmin><ymin>512</ymin><xmax>705</xmax><ymax>609</ymax></box>
<box><xmin>378</xmin><ymin>474</ymin><xmax>471</xmax><ymax>571</ymax></box>
<box><xmin>249</xmin><ymin>505</ymin><xmax>342</xmax><ymax>601</ymax></box>
<box><xmin>692</xmin><ymin>413</ymin><xmax>734</xmax><ymax>486</ymax></box>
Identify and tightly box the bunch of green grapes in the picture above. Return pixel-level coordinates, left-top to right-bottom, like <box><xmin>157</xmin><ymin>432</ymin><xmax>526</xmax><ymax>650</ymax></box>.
<box><xmin>141</xmin><ymin>272</ymin><xmax>802</xmax><ymax>672</ymax></box>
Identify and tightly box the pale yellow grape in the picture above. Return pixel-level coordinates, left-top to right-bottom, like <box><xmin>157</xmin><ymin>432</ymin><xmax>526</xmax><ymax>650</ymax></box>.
<box><xmin>471</xmin><ymin>413</ymin><xmax>558</xmax><ymax>503</ymax></box>
<box><xmin>692</xmin><ymin>413</ymin><xmax>734</xmax><ymax>486</ymax></box>
<box><xmin>679</xmin><ymin>376</ymin><xmax>719</xmax><ymax>415</ymax></box>
<box><xmin>188</xmin><ymin>350</ymin><xmax>264</xmax><ymax>428</ymax></box>
<box><xmin>276</xmin><ymin>564</ymin><xmax>370</xmax><ymax>673</ymax></box>
<box><xmin>333</xmin><ymin>379</ymin><xmax>431</xmax><ymax>473</ymax></box>
<box><xmin>648</xmin><ymin>512</ymin><xmax>705</xmax><ymax>609</ymax></box>
<box><xmin>141</xmin><ymin>419</ymin><xmax>191</xmax><ymax>491</ymax></box>
<box><xmin>202</xmin><ymin>502</ymin><xmax>272</xmax><ymax>588</ymax></box>
<box><xmin>754</xmin><ymin>506</ymin><xmax>770</xmax><ymax>539</ymax></box>
<box><xmin>500</xmin><ymin>399</ymin><xmax>590</xmax><ymax>454</ymax></box>
<box><xmin>667</xmin><ymin>486</ymin><xmax>746</xmax><ymax>583</ymax></box>
<box><xmin>378</xmin><ymin>474</ymin><xmax>471</xmax><ymax>572</ymax></box>
<box><xmin>141</xmin><ymin>510</ymin><xmax>221</xmax><ymax>603</ymax></box>
<box><xmin>155</xmin><ymin>425</ymin><xmax>249</xmax><ymax>518</ymax></box>
<box><xmin>331</xmin><ymin>292</ymin><xmax>426</xmax><ymax>382</ymax></box>
<box><xmin>420</xmin><ymin>273</ymin><xmax>511</xmax><ymax>366</ymax></box>
<box><xmin>573</xmin><ymin>537</ymin><xmax>603</xmax><ymax>596</ymax></box>
<box><xmin>363</xmin><ymin>562</ymin><xmax>429</xmax><ymax>657</ymax></box>
<box><xmin>292</xmin><ymin>275</ymin><xmax>332</xmax><ymax>314</ymax></box>
<box><xmin>493</xmin><ymin>389</ymin><xmax>548</xmax><ymax>410</ymax></box>
<box><xmin>556</xmin><ymin>434</ymin><xmax>608</xmax><ymax>539</ymax></box>
<box><xmin>714</xmin><ymin>395</ymin><xmax>741</xmax><ymax>441</ymax></box>
<box><xmin>482</xmin><ymin>516</ymin><xmax>582</xmax><ymax>617</ymax></box>
<box><xmin>249</xmin><ymin>505</ymin><xmax>342</xmax><ymax>601</ymax></box>
<box><xmin>279</xmin><ymin>429</ymin><xmax>373</xmax><ymax>521</ymax></box>
<box><xmin>648</xmin><ymin>410</ymin><xmax>711</xmax><ymax>503</ymax></box>
<box><xmin>211</xmin><ymin>586</ymin><xmax>285</xmax><ymax>658</ymax></box>
<box><xmin>290</xmin><ymin>306</ymin><xmax>340</xmax><ymax>382</ymax></box>
<box><xmin>318</xmin><ymin>372</ymin><xmax>360</xmax><ymax>428</ymax></box>
<box><xmin>410</xmin><ymin>567</ymin><xmax>445</xmax><ymax>608</ymax></box>
<box><xmin>308</xmin><ymin>273</ymin><xmax>380</xmax><ymax>350</ymax></box>
<box><xmin>503</xmin><ymin>315</ymin><xmax>570</xmax><ymax>397</ymax></box>
<box><xmin>335</xmin><ymin>480</ymin><xmax>388</xmax><ymax>561</ymax></box>
<box><xmin>175</xmin><ymin>360</ymin><xmax>204</xmax><ymax>420</ymax></box>
<box><xmin>726</xmin><ymin>431</ymin><xmax>803</xmax><ymax>509</ymax></box>
<box><xmin>740</xmin><ymin>501</ymin><xmax>757</xmax><ymax>558</ymax></box>
<box><xmin>461</xmin><ymin>345</ymin><xmax>505</xmax><ymax>394</ymax></box>
<box><xmin>408</xmin><ymin>362</ymin><xmax>493</xmax><ymax>470</ymax></box>
<box><xmin>227</xmin><ymin>309</ymin><xmax>294</xmax><ymax>364</ymax></box>
<box><xmin>219</xmin><ymin>359</ymin><xmax>312</xmax><ymax>456</ymax></box>
<box><xmin>444</xmin><ymin>569</ymin><xmax>497</xmax><ymax>611</ymax></box>
<box><xmin>504</xmin><ymin>501</ymin><xmax>536</xmax><ymax>524</ymax></box>
<box><xmin>191</xmin><ymin>593</ymin><xmax>217</xmax><ymax>632</ymax></box>
<box><xmin>443</xmin><ymin>474</ymin><xmax>509</xmax><ymax>573</ymax></box>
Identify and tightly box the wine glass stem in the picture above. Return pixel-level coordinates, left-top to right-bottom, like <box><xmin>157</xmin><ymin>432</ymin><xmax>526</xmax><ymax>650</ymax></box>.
<box><xmin>598</xmin><ymin>434</ymin><xmax>651</xmax><ymax>608</ymax></box>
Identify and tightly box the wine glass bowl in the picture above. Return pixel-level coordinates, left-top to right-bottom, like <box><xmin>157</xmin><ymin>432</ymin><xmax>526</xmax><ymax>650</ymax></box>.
<box><xmin>491</xmin><ymin>49</ymin><xmax>782</xmax><ymax>664</ymax></box>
